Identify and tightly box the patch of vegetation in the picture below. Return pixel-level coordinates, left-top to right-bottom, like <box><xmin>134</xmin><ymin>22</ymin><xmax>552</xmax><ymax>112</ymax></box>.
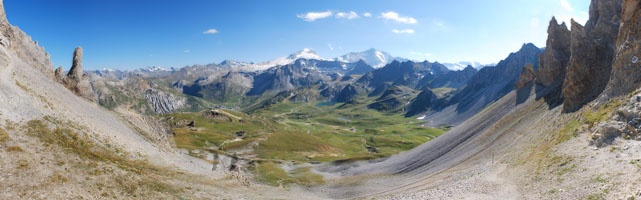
<box><xmin>593</xmin><ymin>175</ymin><xmax>608</xmax><ymax>183</ymax></box>
<box><xmin>0</xmin><ymin>127</ymin><xmax>9</xmax><ymax>143</ymax></box>
<box><xmin>524</xmin><ymin>98</ymin><xmax>625</xmax><ymax>174</ymax></box>
<box><xmin>255</xmin><ymin>162</ymin><xmax>324</xmax><ymax>187</ymax></box>
<box><xmin>167</xmin><ymin>99</ymin><xmax>447</xmax><ymax>186</ymax></box>
<box><xmin>556</xmin><ymin>119</ymin><xmax>580</xmax><ymax>144</ymax></box>
<box><xmin>6</xmin><ymin>146</ymin><xmax>23</xmax><ymax>152</ymax></box>
<box><xmin>24</xmin><ymin>118</ymin><xmax>189</xmax><ymax>198</ymax></box>
<box><xmin>583</xmin><ymin>99</ymin><xmax>623</xmax><ymax>128</ymax></box>
<box><xmin>546</xmin><ymin>188</ymin><xmax>559</xmax><ymax>194</ymax></box>
<box><xmin>167</xmin><ymin>110</ymin><xmax>276</xmax><ymax>150</ymax></box>
<box><xmin>586</xmin><ymin>192</ymin><xmax>605</xmax><ymax>200</ymax></box>
<box><xmin>169</xmin><ymin>105</ymin><xmax>446</xmax><ymax>162</ymax></box>
<box><xmin>15</xmin><ymin>80</ymin><xmax>55</xmax><ymax>110</ymax></box>
<box><xmin>25</xmin><ymin>119</ymin><xmax>156</xmax><ymax>174</ymax></box>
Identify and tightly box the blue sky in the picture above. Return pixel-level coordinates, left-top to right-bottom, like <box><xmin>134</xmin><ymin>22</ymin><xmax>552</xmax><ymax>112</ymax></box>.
<box><xmin>5</xmin><ymin>0</ymin><xmax>589</xmax><ymax>70</ymax></box>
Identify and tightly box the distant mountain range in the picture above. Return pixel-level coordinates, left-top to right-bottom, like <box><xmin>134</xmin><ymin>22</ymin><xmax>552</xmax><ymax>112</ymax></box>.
<box><xmin>442</xmin><ymin>61</ymin><xmax>491</xmax><ymax>71</ymax></box>
<box><xmin>94</xmin><ymin>48</ymin><xmax>488</xmax><ymax>74</ymax></box>
<box><xmin>335</xmin><ymin>48</ymin><xmax>407</xmax><ymax>68</ymax></box>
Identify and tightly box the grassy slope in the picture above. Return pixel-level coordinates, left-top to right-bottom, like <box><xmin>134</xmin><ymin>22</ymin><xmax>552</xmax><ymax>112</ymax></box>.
<box><xmin>165</xmin><ymin>98</ymin><xmax>448</xmax><ymax>186</ymax></box>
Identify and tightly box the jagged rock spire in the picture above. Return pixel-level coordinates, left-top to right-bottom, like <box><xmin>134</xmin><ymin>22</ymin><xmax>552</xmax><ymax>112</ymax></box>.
<box><xmin>54</xmin><ymin>47</ymin><xmax>96</xmax><ymax>102</ymax></box>
<box><xmin>67</xmin><ymin>47</ymin><xmax>83</xmax><ymax>82</ymax></box>
<box><xmin>561</xmin><ymin>0</ymin><xmax>622</xmax><ymax>112</ymax></box>
<box><xmin>535</xmin><ymin>17</ymin><xmax>571</xmax><ymax>87</ymax></box>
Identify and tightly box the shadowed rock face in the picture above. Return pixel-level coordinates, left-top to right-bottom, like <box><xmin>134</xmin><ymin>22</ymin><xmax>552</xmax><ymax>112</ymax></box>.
<box><xmin>449</xmin><ymin>43</ymin><xmax>541</xmax><ymax>114</ymax></box>
<box><xmin>562</xmin><ymin>0</ymin><xmax>622</xmax><ymax>112</ymax></box>
<box><xmin>516</xmin><ymin>64</ymin><xmax>536</xmax><ymax>90</ymax></box>
<box><xmin>604</xmin><ymin>0</ymin><xmax>641</xmax><ymax>97</ymax></box>
<box><xmin>54</xmin><ymin>47</ymin><xmax>96</xmax><ymax>101</ymax></box>
<box><xmin>334</xmin><ymin>84</ymin><xmax>358</xmax><ymax>102</ymax></box>
<box><xmin>536</xmin><ymin>17</ymin><xmax>571</xmax><ymax>87</ymax></box>
<box><xmin>405</xmin><ymin>88</ymin><xmax>438</xmax><ymax>116</ymax></box>
<box><xmin>143</xmin><ymin>89</ymin><xmax>186</xmax><ymax>114</ymax></box>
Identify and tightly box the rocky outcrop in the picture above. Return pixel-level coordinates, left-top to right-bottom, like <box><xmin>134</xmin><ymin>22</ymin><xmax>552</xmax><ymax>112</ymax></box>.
<box><xmin>143</xmin><ymin>89</ymin><xmax>186</xmax><ymax>114</ymax></box>
<box><xmin>604</xmin><ymin>0</ymin><xmax>641</xmax><ymax>97</ymax></box>
<box><xmin>334</xmin><ymin>84</ymin><xmax>358</xmax><ymax>102</ymax></box>
<box><xmin>591</xmin><ymin>93</ymin><xmax>641</xmax><ymax>147</ymax></box>
<box><xmin>0</xmin><ymin>0</ymin><xmax>53</xmax><ymax>77</ymax></box>
<box><xmin>535</xmin><ymin>17</ymin><xmax>571</xmax><ymax>87</ymax></box>
<box><xmin>406</xmin><ymin>88</ymin><xmax>439</xmax><ymax>116</ymax></box>
<box><xmin>55</xmin><ymin>47</ymin><xmax>96</xmax><ymax>101</ymax></box>
<box><xmin>515</xmin><ymin>64</ymin><xmax>536</xmax><ymax>90</ymax></box>
<box><xmin>562</xmin><ymin>0</ymin><xmax>622</xmax><ymax>112</ymax></box>
<box><xmin>368</xmin><ymin>86</ymin><xmax>414</xmax><ymax>112</ymax></box>
<box><xmin>68</xmin><ymin>47</ymin><xmax>84</xmax><ymax>82</ymax></box>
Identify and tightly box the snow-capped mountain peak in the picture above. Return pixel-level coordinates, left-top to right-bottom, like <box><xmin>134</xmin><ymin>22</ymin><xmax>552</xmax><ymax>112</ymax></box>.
<box><xmin>442</xmin><ymin>61</ymin><xmax>489</xmax><ymax>71</ymax></box>
<box><xmin>219</xmin><ymin>59</ymin><xmax>250</xmax><ymax>68</ymax></box>
<box><xmin>287</xmin><ymin>48</ymin><xmax>326</xmax><ymax>60</ymax></box>
<box><xmin>335</xmin><ymin>48</ymin><xmax>399</xmax><ymax>68</ymax></box>
<box><xmin>234</xmin><ymin>48</ymin><xmax>330</xmax><ymax>72</ymax></box>
<box><xmin>135</xmin><ymin>66</ymin><xmax>173</xmax><ymax>72</ymax></box>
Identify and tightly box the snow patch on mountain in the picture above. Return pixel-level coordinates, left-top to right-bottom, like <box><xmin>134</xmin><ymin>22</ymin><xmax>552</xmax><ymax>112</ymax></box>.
<box><xmin>219</xmin><ymin>60</ymin><xmax>250</xmax><ymax>68</ymax></box>
<box><xmin>134</xmin><ymin>66</ymin><xmax>175</xmax><ymax>72</ymax></box>
<box><xmin>235</xmin><ymin>48</ymin><xmax>332</xmax><ymax>72</ymax></box>
<box><xmin>443</xmin><ymin>61</ymin><xmax>489</xmax><ymax>71</ymax></box>
<box><xmin>335</xmin><ymin>48</ymin><xmax>399</xmax><ymax>68</ymax></box>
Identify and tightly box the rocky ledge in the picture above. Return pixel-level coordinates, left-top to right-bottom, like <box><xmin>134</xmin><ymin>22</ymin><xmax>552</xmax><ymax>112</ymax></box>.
<box><xmin>591</xmin><ymin>92</ymin><xmax>641</xmax><ymax>147</ymax></box>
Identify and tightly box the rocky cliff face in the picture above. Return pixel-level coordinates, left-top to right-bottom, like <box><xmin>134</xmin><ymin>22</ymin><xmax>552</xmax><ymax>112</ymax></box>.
<box><xmin>562</xmin><ymin>0</ymin><xmax>622</xmax><ymax>112</ymax></box>
<box><xmin>427</xmin><ymin>65</ymin><xmax>478</xmax><ymax>89</ymax></box>
<box><xmin>334</xmin><ymin>84</ymin><xmax>359</xmax><ymax>102</ymax></box>
<box><xmin>143</xmin><ymin>89</ymin><xmax>186</xmax><ymax>114</ymax></box>
<box><xmin>406</xmin><ymin>88</ymin><xmax>439</xmax><ymax>116</ymax></box>
<box><xmin>0</xmin><ymin>0</ymin><xmax>53</xmax><ymax>77</ymax></box>
<box><xmin>449</xmin><ymin>43</ymin><xmax>541</xmax><ymax>113</ymax></box>
<box><xmin>357</xmin><ymin>60</ymin><xmax>448</xmax><ymax>96</ymax></box>
<box><xmin>536</xmin><ymin>17</ymin><xmax>571</xmax><ymax>87</ymax></box>
<box><xmin>247</xmin><ymin>62</ymin><xmax>329</xmax><ymax>96</ymax></box>
<box><xmin>604</xmin><ymin>0</ymin><xmax>641</xmax><ymax>97</ymax></box>
<box><xmin>54</xmin><ymin>47</ymin><xmax>96</xmax><ymax>101</ymax></box>
<box><xmin>515</xmin><ymin>64</ymin><xmax>536</xmax><ymax>90</ymax></box>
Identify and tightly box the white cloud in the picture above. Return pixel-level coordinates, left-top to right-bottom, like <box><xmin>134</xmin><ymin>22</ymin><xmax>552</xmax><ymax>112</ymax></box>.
<box><xmin>363</xmin><ymin>12</ymin><xmax>372</xmax><ymax>17</ymax></box>
<box><xmin>203</xmin><ymin>29</ymin><xmax>218</xmax><ymax>34</ymax></box>
<box><xmin>336</xmin><ymin>11</ymin><xmax>359</xmax><ymax>19</ymax></box>
<box><xmin>380</xmin><ymin>11</ymin><xmax>417</xmax><ymax>24</ymax></box>
<box><xmin>560</xmin><ymin>0</ymin><xmax>573</xmax><ymax>11</ymax></box>
<box><xmin>297</xmin><ymin>10</ymin><xmax>333</xmax><ymax>22</ymax></box>
<box><xmin>392</xmin><ymin>29</ymin><xmax>415</xmax><ymax>34</ymax></box>
<box><xmin>328</xmin><ymin>43</ymin><xmax>334</xmax><ymax>51</ymax></box>
<box><xmin>184</xmin><ymin>50</ymin><xmax>191</xmax><ymax>53</ymax></box>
